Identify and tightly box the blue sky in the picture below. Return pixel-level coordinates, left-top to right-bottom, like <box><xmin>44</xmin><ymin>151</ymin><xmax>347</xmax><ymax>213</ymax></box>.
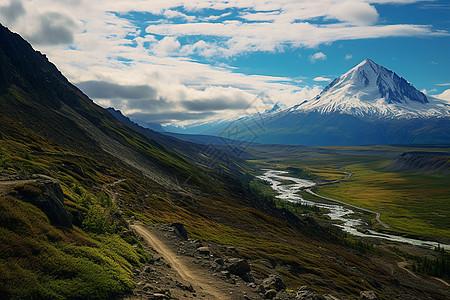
<box><xmin>0</xmin><ymin>0</ymin><xmax>449</xmax><ymax>124</ymax></box>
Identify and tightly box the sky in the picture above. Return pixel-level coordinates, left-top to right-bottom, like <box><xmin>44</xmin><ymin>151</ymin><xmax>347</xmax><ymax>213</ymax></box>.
<box><xmin>0</xmin><ymin>0</ymin><xmax>449</xmax><ymax>125</ymax></box>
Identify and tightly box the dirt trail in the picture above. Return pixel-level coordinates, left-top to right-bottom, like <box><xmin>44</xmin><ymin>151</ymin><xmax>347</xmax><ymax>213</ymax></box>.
<box><xmin>131</xmin><ymin>224</ymin><xmax>231</xmax><ymax>300</ymax></box>
<box><xmin>397</xmin><ymin>261</ymin><xmax>419</xmax><ymax>278</ymax></box>
<box><xmin>102</xmin><ymin>179</ymin><xmax>125</xmax><ymax>205</ymax></box>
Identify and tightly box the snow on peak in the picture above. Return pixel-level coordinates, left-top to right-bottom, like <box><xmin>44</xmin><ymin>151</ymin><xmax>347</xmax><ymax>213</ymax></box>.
<box><xmin>293</xmin><ymin>59</ymin><xmax>449</xmax><ymax>118</ymax></box>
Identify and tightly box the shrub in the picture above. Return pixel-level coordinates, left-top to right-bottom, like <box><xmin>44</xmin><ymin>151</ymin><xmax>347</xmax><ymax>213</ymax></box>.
<box><xmin>82</xmin><ymin>205</ymin><xmax>113</xmax><ymax>234</ymax></box>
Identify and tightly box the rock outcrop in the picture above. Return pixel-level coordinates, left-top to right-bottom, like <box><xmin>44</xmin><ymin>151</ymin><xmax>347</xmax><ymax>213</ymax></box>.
<box><xmin>170</xmin><ymin>223</ymin><xmax>188</xmax><ymax>240</ymax></box>
<box><xmin>360</xmin><ymin>290</ymin><xmax>379</xmax><ymax>300</ymax></box>
<box><xmin>262</xmin><ymin>274</ymin><xmax>286</xmax><ymax>292</ymax></box>
<box><xmin>13</xmin><ymin>175</ymin><xmax>72</xmax><ymax>227</ymax></box>
<box><xmin>225</xmin><ymin>258</ymin><xmax>251</xmax><ymax>275</ymax></box>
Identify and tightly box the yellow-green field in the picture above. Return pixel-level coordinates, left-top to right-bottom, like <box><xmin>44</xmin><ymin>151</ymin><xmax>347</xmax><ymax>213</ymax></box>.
<box><xmin>318</xmin><ymin>161</ymin><xmax>449</xmax><ymax>240</ymax></box>
<box><xmin>244</xmin><ymin>145</ymin><xmax>450</xmax><ymax>242</ymax></box>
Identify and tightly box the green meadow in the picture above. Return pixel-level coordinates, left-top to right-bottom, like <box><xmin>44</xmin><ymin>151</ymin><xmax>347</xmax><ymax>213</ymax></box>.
<box><xmin>245</xmin><ymin>145</ymin><xmax>450</xmax><ymax>242</ymax></box>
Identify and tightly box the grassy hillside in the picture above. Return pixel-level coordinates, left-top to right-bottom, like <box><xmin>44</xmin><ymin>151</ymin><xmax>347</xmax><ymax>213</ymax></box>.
<box><xmin>0</xmin><ymin>116</ymin><xmax>150</xmax><ymax>299</ymax></box>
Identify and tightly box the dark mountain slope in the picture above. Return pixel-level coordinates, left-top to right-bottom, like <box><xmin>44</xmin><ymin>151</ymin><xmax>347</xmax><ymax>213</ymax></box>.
<box><xmin>106</xmin><ymin>107</ymin><xmax>248</xmax><ymax>176</ymax></box>
<box><xmin>0</xmin><ymin>24</ymin><xmax>216</xmax><ymax>188</ymax></box>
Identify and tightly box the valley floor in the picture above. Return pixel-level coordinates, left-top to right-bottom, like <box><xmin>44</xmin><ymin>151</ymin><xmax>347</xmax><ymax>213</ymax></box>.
<box><xmin>244</xmin><ymin>144</ymin><xmax>450</xmax><ymax>242</ymax></box>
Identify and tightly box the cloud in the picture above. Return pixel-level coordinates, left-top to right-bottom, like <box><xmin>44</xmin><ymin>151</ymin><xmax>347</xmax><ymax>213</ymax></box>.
<box><xmin>310</xmin><ymin>52</ymin><xmax>327</xmax><ymax>63</ymax></box>
<box><xmin>345</xmin><ymin>54</ymin><xmax>353</xmax><ymax>60</ymax></box>
<box><xmin>181</xmin><ymin>87</ymin><xmax>253</xmax><ymax>111</ymax></box>
<box><xmin>128</xmin><ymin>111</ymin><xmax>216</xmax><ymax>123</ymax></box>
<box><xmin>329</xmin><ymin>1</ymin><xmax>379</xmax><ymax>25</ymax></box>
<box><xmin>76</xmin><ymin>81</ymin><xmax>158</xmax><ymax>100</ymax></box>
<box><xmin>421</xmin><ymin>88</ymin><xmax>437</xmax><ymax>95</ymax></box>
<box><xmin>4</xmin><ymin>0</ymin><xmax>446</xmax><ymax>125</ymax></box>
<box><xmin>0</xmin><ymin>0</ymin><xmax>25</xmax><ymax>24</ymax></box>
<box><xmin>314</xmin><ymin>77</ymin><xmax>332</xmax><ymax>82</ymax></box>
<box><xmin>145</xmin><ymin>21</ymin><xmax>444</xmax><ymax>57</ymax></box>
<box><xmin>180</xmin><ymin>40</ymin><xmax>222</xmax><ymax>58</ymax></box>
<box><xmin>26</xmin><ymin>12</ymin><xmax>77</xmax><ymax>45</ymax></box>
<box><xmin>436</xmin><ymin>83</ymin><xmax>450</xmax><ymax>86</ymax></box>
<box><xmin>182</xmin><ymin>99</ymin><xmax>248</xmax><ymax>111</ymax></box>
<box><xmin>163</xmin><ymin>9</ymin><xmax>196</xmax><ymax>22</ymax></box>
<box><xmin>152</xmin><ymin>36</ymin><xmax>181</xmax><ymax>56</ymax></box>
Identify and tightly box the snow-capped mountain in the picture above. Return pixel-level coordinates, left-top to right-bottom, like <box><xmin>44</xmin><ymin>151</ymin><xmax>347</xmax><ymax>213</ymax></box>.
<box><xmin>163</xmin><ymin>59</ymin><xmax>450</xmax><ymax>146</ymax></box>
<box><xmin>290</xmin><ymin>59</ymin><xmax>450</xmax><ymax>118</ymax></box>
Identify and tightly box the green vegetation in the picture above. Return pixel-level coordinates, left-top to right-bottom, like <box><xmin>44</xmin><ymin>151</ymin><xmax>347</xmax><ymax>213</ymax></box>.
<box><xmin>0</xmin><ymin>117</ymin><xmax>151</xmax><ymax>299</ymax></box>
<box><xmin>412</xmin><ymin>249</ymin><xmax>450</xmax><ymax>279</ymax></box>
<box><xmin>245</xmin><ymin>145</ymin><xmax>450</xmax><ymax>241</ymax></box>
<box><xmin>0</xmin><ymin>195</ymin><xmax>146</xmax><ymax>300</ymax></box>
<box><xmin>317</xmin><ymin>160</ymin><xmax>450</xmax><ymax>239</ymax></box>
<box><xmin>390</xmin><ymin>246</ymin><xmax>450</xmax><ymax>279</ymax></box>
<box><xmin>1</xmin><ymin>112</ymin><xmax>448</xmax><ymax>298</ymax></box>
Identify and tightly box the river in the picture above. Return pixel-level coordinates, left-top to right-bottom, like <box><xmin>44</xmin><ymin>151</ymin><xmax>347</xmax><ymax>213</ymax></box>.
<box><xmin>257</xmin><ymin>169</ymin><xmax>449</xmax><ymax>250</ymax></box>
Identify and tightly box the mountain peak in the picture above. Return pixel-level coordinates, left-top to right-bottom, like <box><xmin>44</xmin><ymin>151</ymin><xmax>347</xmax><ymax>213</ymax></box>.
<box><xmin>341</xmin><ymin>59</ymin><xmax>427</xmax><ymax>105</ymax></box>
<box><xmin>356</xmin><ymin>58</ymin><xmax>376</xmax><ymax>68</ymax></box>
<box><xmin>291</xmin><ymin>58</ymin><xmax>447</xmax><ymax>118</ymax></box>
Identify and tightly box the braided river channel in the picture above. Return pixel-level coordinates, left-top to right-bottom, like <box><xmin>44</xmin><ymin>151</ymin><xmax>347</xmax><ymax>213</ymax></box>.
<box><xmin>257</xmin><ymin>169</ymin><xmax>449</xmax><ymax>250</ymax></box>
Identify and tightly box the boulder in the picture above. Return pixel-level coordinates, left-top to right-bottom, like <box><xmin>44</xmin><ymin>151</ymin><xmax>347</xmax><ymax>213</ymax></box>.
<box><xmin>225</xmin><ymin>258</ymin><xmax>251</xmax><ymax>275</ymax></box>
<box><xmin>360</xmin><ymin>291</ymin><xmax>378</xmax><ymax>300</ymax></box>
<box><xmin>262</xmin><ymin>274</ymin><xmax>286</xmax><ymax>292</ymax></box>
<box><xmin>14</xmin><ymin>177</ymin><xmax>72</xmax><ymax>227</ymax></box>
<box><xmin>150</xmin><ymin>293</ymin><xmax>168</xmax><ymax>300</ymax></box>
<box><xmin>241</xmin><ymin>272</ymin><xmax>255</xmax><ymax>283</ymax></box>
<box><xmin>170</xmin><ymin>223</ymin><xmax>188</xmax><ymax>239</ymax></box>
<box><xmin>196</xmin><ymin>246</ymin><xmax>211</xmax><ymax>255</ymax></box>
<box><xmin>265</xmin><ymin>289</ymin><xmax>277</xmax><ymax>299</ymax></box>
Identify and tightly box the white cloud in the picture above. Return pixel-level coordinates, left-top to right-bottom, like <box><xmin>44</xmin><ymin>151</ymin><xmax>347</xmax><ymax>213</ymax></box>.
<box><xmin>310</xmin><ymin>52</ymin><xmax>327</xmax><ymax>63</ymax></box>
<box><xmin>145</xmin><ymin>21</ymin><xmax>444</xmax><ymax>57</ymax></box>
<box><xmin>2</xmin><ymin>0</ymin><xmax>446</xmax><ymax>124</ymax></box>
<box><xmin>345</xmin><ymin>54</ymin><xmax>353</xmax><ymax>60</ymax></box>
<box><xmin>152</xmin><ymin>36</ymin><xmax>181</xmax><ymax>56</ymax></box>
<box><xmin>163</xmin><ymin>9</ymin><xmax>196</xmax><ymax>22</ymax></box>
<box><xmin>328</xmin><ymin>1</ymin><xmax>379</xmax><ymax>25</ymax></box>
<box><xmin>314</xmin><ymin>76</ymin><xmax>332</xmax><ymax>82</ymax></box>
<box><xmin>436</xmin><ymin>83</ymin><xmax>450</xmax><ymax>86</ymax></box>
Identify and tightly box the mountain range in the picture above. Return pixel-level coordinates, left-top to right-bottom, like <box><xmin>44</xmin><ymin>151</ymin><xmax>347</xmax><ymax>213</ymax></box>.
<box><xmin>168</xmin><ymin>59</ymin><xmax>450</xmax><ymax>146</ymax></box>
